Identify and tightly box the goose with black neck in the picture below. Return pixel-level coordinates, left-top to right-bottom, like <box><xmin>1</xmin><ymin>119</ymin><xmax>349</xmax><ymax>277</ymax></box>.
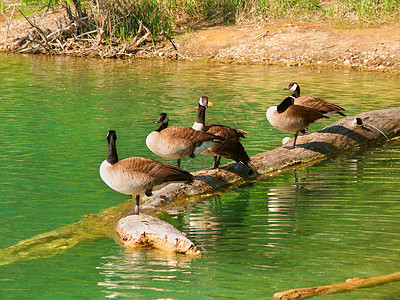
<box><xmin>100</xmin><ymin>130</ymin><xmax>194</xmax><ymax>215</ymax></box>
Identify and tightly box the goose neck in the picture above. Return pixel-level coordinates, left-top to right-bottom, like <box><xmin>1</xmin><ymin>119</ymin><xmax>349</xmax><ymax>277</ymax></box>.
<box><xmin>156</xmin><ymin>121</ymin><xmax>168</xmax><ymax>132</ymax></box>
<box><xmin>277</xmin><ymin>97</ymin><xmax>294</xmax><ymax>114</ymax></box>
<box><xmin>107</xmin><ymin>135</ymin><xmax>119</xmax><ymax>165</ymax></box>
<box><xmin>193</xmin><ymin>104</ymin><xmax>206</xmax><ymax>130</ymax></box>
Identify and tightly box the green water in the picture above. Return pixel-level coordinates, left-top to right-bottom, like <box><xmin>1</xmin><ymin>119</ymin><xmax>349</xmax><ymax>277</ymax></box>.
<box><xmin>1</xmin><ymin>53</ymin><xmax>399</xmax><ymax>299</ymax></box>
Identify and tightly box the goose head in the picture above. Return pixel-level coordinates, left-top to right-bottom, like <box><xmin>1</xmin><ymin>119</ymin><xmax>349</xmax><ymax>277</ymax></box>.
<box><xmin>156</xmin><ymin>113</ymin><xmax>169</xmax><ymax>124</ymax></box>
<box><xmin>199</xmin><ymin>96</ymin><xmax>209</xmax><ymax>108</ymax></box>
<box><xmin>283</xmin><ymin>82</ymin><xmax>299</xmax><ymax>92</ymax></box>
<box><xmin>283</xmin><ymin>82</ymin><xmax>300</xmax><ymax>98</ymax></box>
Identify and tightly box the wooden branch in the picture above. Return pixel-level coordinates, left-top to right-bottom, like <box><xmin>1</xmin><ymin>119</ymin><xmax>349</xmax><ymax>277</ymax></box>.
<box><xmin>273</xmin><ymin>272</ymin><xmax>400</xmax><ymax>299</ymax></box>
<box><xmin>0</xmin><ymin>107</ymin><xmax>398</xmax><ymax>266</ymax></box>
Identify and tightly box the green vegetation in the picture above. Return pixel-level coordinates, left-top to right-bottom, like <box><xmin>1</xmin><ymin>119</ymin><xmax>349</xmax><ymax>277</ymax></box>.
<box><xmin>6</xmin><ymin>0</ymin><xmax>400</xmax><ymax>43</ymax></box>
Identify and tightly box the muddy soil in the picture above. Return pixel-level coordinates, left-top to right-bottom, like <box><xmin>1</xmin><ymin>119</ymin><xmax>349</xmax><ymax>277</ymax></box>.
<box><xmin>1</xmin><ymin>10</ymin><xmax>400</xmax><ymax>74</ymax></box>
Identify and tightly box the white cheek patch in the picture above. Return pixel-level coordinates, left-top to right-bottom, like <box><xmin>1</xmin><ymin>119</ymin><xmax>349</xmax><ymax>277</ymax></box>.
<box><xmin>192</xmin><ymin>122</ymin><xmax>204</xmax><ymax>131</ymax></box>
<box><xmin>199</xmin><ymin>97</ymin><xmax>204</xmax><ymax>106</ymax></box>
<box><xmin>291</xmin><ymin>84</ymin><xmax>298</xmax><ymax>91</ymax></box>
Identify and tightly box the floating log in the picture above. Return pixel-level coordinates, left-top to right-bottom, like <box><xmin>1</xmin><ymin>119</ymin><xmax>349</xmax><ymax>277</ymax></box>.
<box><xmin>116</xmin><ymin>214</ymin><xmax>201</xmax><ymax>255</ymax></box>
<box><xmin>140</xmin><ymin>106</ymin><xmax>400</xmax><ymax>214</ymax></box>
<box><xmin>273</xmin><ymin>272</ymin><xmax>400</xmax><ymax>299</ymax></box>
<box><xmin>0</xmin><ymin>106</ymin><xmax>399</xmax><ymax>266</ymax></box>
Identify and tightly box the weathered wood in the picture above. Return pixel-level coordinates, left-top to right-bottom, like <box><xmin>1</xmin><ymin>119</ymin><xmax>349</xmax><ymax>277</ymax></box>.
<box><xmin>273</xmin><ymin>272</ymin><xmax>400</xmax><ymax>299</ymax></box>
<box><xmin>140</xmin><ymin>106</ymin><xmax>400</xmax><ymax>214</ymax></box>
<box><xmin>0</xmin><ymin>106</ymin><xmax>398</xmax><ymax>266</ymax></box>
<box><xmin>116</xmin><ymin>214</ymin><xmax>201</xmax><ymax>255</ymax></box>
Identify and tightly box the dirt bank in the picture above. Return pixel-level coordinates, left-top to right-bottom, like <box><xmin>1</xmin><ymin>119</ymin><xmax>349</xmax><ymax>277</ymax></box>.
<box><xmin>172</xmin><ymin>21</ymin><xmax>400</xmax><ymax>73</ymax></box>
<box><xmin>1</xmin><ymin>10</ymin><xmax>400</xmax><ymax>74</ymax></box>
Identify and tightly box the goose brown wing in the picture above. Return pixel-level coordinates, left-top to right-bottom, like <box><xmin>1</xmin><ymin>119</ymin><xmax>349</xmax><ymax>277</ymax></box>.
<box><xmin>206</xmin><ymin>124</ymin><xmax>247</xmax><ymax>140</ymax></box>
<box><xmin>118</xmin><ymin>157</ymin><xmax>194</xmax><ymax>184</ymax></box>
<box><xmin>204</xmin><ymin>124</ymin><xmax>251</xmax><ymax>165</ymax></box>
<box><xmin>295</xmin><ymin>96</ymin><xmax>346</xmax><ymax>116</ymax></box>
<box><xmin>164</xmin><ymin>126</ymin><xmax>224</xmax><ymax>144</ymax></box>
<box><xmin>289</xmin><ymin>105</ymin><xmax>329</xmax><ymax>124</ymax></box>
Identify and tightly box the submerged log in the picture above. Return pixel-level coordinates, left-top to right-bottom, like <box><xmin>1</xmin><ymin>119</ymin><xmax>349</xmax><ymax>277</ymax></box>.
<box><xmin>116</xmin><ymin>214</ymin><xmax>201</xmax><ymax>255</ymax></box>
<box><xmin>0</xmin><ymin>106</ymin><xmax>399</xmax><ymax>266</ymax></box>
<box><xmin>273</xmin><ymin>272</ymin><xmax>400</xmax><ymax>299</ymax></box>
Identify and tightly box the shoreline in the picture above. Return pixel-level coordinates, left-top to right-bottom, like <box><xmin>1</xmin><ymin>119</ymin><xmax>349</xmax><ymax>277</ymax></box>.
<box><xmin>1</xmin><ymin>11</ymin><xmax>400</xmax><ymax>75</ymax></box>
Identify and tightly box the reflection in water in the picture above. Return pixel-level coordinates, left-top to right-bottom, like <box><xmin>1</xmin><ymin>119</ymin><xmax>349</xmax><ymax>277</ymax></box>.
<box><xmin>98</xmin><ymin>249</ymin><xmax>197</xmax><ymax>298</ymax></box>
<box><xmin>1</xmin><ymin>54</ymin><xmax>400</xmax><ymax>299</ymax></box>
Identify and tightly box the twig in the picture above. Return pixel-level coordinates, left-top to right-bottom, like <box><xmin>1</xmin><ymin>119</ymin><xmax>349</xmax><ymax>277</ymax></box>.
<box><xmin>133</xmin><ymin>31</ymin><xmax>151</xmax><ymax>48</ymax></box>
<box><xmin>4</xmin><ymin>4</ymin><xmax>17</xmax><ymax>51</ymax></box>
<box><xmin>253</xmin><ymin>29</ymin><xmax>268</xmax><ymax>40</ymax></box>
<box><xmin>75</xmin><ymin>29</ymin><xmax>97</xmax><ymax>39</ymax></box>
<box><xmin>167</xmin><ymin>36</ymin><xmax>178</xmax><ymax>52</ymax></box>
<box><xmin>19</xmin><ymin>9</ymin><xmax>53</xmax><ymax>53</ymax></box>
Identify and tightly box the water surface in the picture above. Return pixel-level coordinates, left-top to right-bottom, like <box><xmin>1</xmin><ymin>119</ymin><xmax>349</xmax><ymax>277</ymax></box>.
<box><xmin>1</xmin><ymin>53</ymin><xmax>399</xmax><ymax>299</ymax></box>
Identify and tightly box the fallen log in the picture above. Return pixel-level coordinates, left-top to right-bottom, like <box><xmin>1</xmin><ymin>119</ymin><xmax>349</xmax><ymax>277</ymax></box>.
<box><xmin>140</xmin><ymin>106</ymin><xmax>400</xmax><ymax>214</ymax></box>
<box><xmin>273</xmin><ymin>272</ymin><xmax>400</xmax><ymax>299</ymax></box>
<box><xmin>0</xmin><ymin>106</ymin><xmax>399</xmax><ymax>266</ymax></box>
<box><xmin>116</xmin><ymin>214</ymin><xmax>201</xmax><ymax>255</ymax></box>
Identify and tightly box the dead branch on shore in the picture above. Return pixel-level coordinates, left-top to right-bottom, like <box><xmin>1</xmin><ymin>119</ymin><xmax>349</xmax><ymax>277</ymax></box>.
<box><xmin>273</xmin><ymin>272</ymin><xmax>400</xmax><ymax>299</ymax></box>
<box><xmin>4</xmin><ymin>3</ymin><xmax>17</xmax><ymax>51</ymax></box>
<box><xmin>8</xmin><ymin>1</ymin><xmax>163</xmax><ymax>58</ymax></box>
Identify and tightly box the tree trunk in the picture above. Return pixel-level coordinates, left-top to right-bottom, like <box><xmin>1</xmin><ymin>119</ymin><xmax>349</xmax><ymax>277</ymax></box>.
<box><xmin>0</xmin><ymin>106</ymin><xmax>399</xmax><ymax>265</ymax></box>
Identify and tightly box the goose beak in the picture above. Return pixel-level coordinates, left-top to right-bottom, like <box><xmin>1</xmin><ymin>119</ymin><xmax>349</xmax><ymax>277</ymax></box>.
<box><xmin>283</xmin><ymin>87</ymin><xmax>289</xmax><ymax>90</ymax></box>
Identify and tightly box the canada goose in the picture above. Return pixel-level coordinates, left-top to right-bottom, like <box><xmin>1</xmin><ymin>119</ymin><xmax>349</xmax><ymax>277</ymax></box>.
<box><xmin>266</xmin><ymin>96</ymin><xmax>328</xmax><ymax>149</ymax></box>
<box><xmin>192</xmin><ymin>96</ymin><xmax>251</xmax><ymax>171</ymax></box>
<box><xmin>146</xmin><ymin>113</ymin><xmax>224</xmax><ymax>168</ymax></box>
<box><xmin>283</xmin><ymin>82</ymin><xmax>346</xmax><ymax>117</ymax></box>
<box><xmin>100</xmin><ymin>130</ymin><xmax>194</xmax><ymax>214</ymax></box>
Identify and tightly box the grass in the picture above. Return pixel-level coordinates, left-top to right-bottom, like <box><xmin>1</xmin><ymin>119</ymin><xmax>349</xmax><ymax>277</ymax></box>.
<box><xmin>5</xmin><ymin>0</ymin><xmax>400</xmax><ymax>42</ymax></box>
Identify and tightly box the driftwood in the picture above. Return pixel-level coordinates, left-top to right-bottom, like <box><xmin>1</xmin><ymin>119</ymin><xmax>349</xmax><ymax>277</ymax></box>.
<box><xmin>0</xmin><ymin>106</ymin><xmax>399</xmax><ymax>266</ymax></box>
<box><xmin>273</xmin><ymin>272</ymin><xmax>400</xmax><ymax>299</ymax></box>
<box><xmin>116</xmin><ymin>214</ymin><xmax>201</xmax><ymax>255</ymax></box>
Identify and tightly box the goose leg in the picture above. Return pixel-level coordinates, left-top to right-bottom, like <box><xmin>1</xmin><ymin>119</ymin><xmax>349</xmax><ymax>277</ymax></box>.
<box><xmin>214</xmin><ymin>155</ymin><xmax>222</xmax><ymax>168</ymax></box>
<box><xmin>207</xmin><ymin>155</ymin><xmax>222</xmax><ymax>169</ymax></box>
<box><xmin>285</xmin><ymin>132</ymin><xmax>299</xmax><ymax>150</ymax></box>
<box><xmin>211</xmin><ymin>156</ymin><xmax>219</xmax><ymax>168</ymax></box>
<box><xmin>134</xmin><ymin>195</ymin><xmax>140</xmax><ymax>215</ymax></box>
<box><xmin>177</xmin><ymin>159</ymin><xmax>181</xmax><ymax>168</ymax></box>
<box><xmin>291</xmin><ymin>132</ymin><xmax>299</xmax><ymax>149</ymax></box>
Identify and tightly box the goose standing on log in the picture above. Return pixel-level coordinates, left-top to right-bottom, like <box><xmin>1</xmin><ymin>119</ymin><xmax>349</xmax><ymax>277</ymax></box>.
<box><xmin>146</xmin><ymin>113</ymin><xmax>224</xmax><ymax>168</ymax></box>
<box><xmin>192</xmin><ymin>96</ymin><xmax>252</xmax><ymax>172</ymax></box>
<box><xmin>100</xmin><ymin>130</ymin><xmax>194</xmax><ymax>215</ymax></box>
<box><xmin>266</xmin><ymin>97</ymin><xmax>328</xmax><ymax>149</ymax></box>
<box><xmin>283</xmin><ymin>82</ymin><xmax>346</xmax><ymax>117</ymax></box>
